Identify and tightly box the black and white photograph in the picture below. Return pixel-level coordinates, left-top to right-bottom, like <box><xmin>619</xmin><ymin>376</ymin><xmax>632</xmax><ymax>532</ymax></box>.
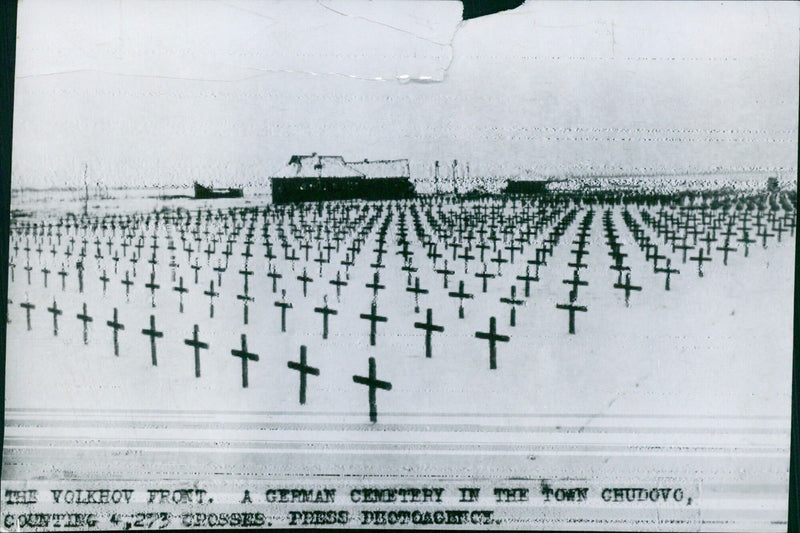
<box><xmin>1</xmin><ymin>0</ymin><xmax>797</xmax><ymax>530</ymax></box>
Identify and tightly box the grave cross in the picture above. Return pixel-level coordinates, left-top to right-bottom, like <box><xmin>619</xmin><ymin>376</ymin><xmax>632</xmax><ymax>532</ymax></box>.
<box><xmin>41</xmin><ymin>267</ymin><xmax>51</xmax><ymax>288</ymax></box>
<box><xmin>287</xmin><ymin>345</ymin><xmax>319</xmax><ymax>404</ymax></box>
<box><xmin>475</xmin><ymin>264</ymin><xmax>495</xmax><ymax>293</ymax></box>
<box><xmin>76</xmin><ymin>303</ymin><xmax>93</xmax><ymax>344</ymax></box>
<box><xmin>555</xmin><ymin>301</ymin><xmax>587</xmax><ymax>334</ymax></box>
<box><xmin>359</xmin><ymin>300</ymin><xmax>388</xmax><ymax>346</ymax></box>
<box><xmin>435</xmin><ymin>260</ymin><xmax>455</xmax><ymax>289</ymax></box>
<box><xmin>106</xmin><ymin>307</ymin><xmax>125</xmax><ymax>356</ymax></box>
<box><xmin>516</xmin><ymin>265</ymin><xmax>539</xmax><ymax>297</ymax></box>
<box><xmin>237</xmin><ymin>291</ymin><xmax>254</xmax><ymax>325</ymax></box>
<box><xmin>613</xmin><ymin>273</ymin><xmax>642</xmax><ymax>306</ymax></box>
<box><xmin>475</xmin><ymin>316</ymin><xmax>510</xmax><ymax>370</ymax></box>
<box><xmin>365</xmin><ymin>272</ymin><xmax>386</xmax><ymax>299</ymax></box>
<box><xmin>689</xmin><ymin>247</ymin><xmax>712</xmax><ymax>277</ymax></box>
<box><xmin>204</xmin><ymin>280</ymin><xmax>219</xmax><ymax>318</ymax></box>
<box><xmin>653</xmin><ymin>258</ymin><xmax>680</xmax><ymax>291</ymax></box>
<box><xmin>19</xmin><ymin>300</ymin><xmax>35</xmax><ymax>331</ymax></box>
<box><xmin>329</xmin><ymin>271</ymin><xmax>347</xmax><ymax>300</ymax></box>
<box><xmin>499</xmin><ymin>285</ymin><xmax>524</xmax><ymax>327</ymax></box>
<box><xmin>184</xmin><ymin>324</ymin><xmax>209</xmax><ymax>378</ymax></box>
<box><xmin>173</xmin><ymin>276</ymin><xmax>188</xmax><ymax>313</ymax></box>
<box><xmin>352</xmin><ymin>357</ymin><xmax>392</xmax><ymax>423</ymax></box>
<box><xmin>297</xmin><ymin>268</ymin><xmax>314</xmax><ymax>297</ymax></box>
<box><xmin>145</xmin><ymin>272</ymin><xmax>160</xmax><ymax>307</ymax></box>
<box><xmin>413</xmin><ymin>308</ymin><xmax>444</xmax><ymax>358</ymax></box>
<box><xmin>231</xmin><ymin>334</ymin><xmax>259</xmax><ymax>388</ymax></box>
<box><xmin>274</xmin><ymin>290</ymin><xmax>293</xmax><ymax>332</ymax></box>
<box><xmin>448</xmin><ymin>280</ymin><xmax>474</xmax><ymax>319</ymax></box>
<box><xmin>716</xmin><ymin>240</ymin><xmax>737</xmax><ymax>266</ymax></box>
<box><xmin>405</xmin><ymin>277</ymin><xmax>429</xmax><ymax>313</ymax></box>
<box><xmin>562</xmin><ymin>269</ymin><xmax>588</xmax><ymax>298</ymax></box>
<box><xmin>313</xmin><ymin>295</ymin><xmax>338</xmax><ymax>339</ymax></box>
<box><xmin>47</xmin><ymin>299</ymin><xmax>62</xmax><ymax>336</ymax></box>
<box><xmin>141</xmin><ymin>314</ymin><xmax>164</xmax><ymax>366</ymax></box>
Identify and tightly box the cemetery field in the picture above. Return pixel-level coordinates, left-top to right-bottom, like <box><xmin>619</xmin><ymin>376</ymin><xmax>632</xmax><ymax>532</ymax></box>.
<box><xmin>5</xmin><ymin>190</ymin><xmax>795</xmax><ymax>421</ymax></box>
<box><xmin>2</xmin><ymin>189</ymin><xmax>796</xmax><ymax>530</ymax></box>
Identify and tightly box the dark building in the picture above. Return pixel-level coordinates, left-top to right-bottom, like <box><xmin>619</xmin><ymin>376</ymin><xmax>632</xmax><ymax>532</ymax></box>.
<box><xmin>193</xmin><ymin>182</ymin><xmax>243</xmax><ymax>199</ymax></box>
<box><xmin>503</xmin><ymin>179</ymin><xmax>550</xmax><ymax>195</ymax></box>
<box><xmin>270</xmin><ymin>154</ymin><xmax>414</xmax><ymax>204</ymax></box>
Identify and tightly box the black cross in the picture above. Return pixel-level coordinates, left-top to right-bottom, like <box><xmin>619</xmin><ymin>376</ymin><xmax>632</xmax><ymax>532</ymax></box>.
<box><xmin>19</xmin><ymin>300</ymin><xmax>35</xmax><ymax>331</ymax></box>
<box><xmin>555</xmin><ymin>301</ymin><xmax>587</xmax><ymax>334</ymax></box>
<box><xmin>76</xmin><ymin>303</ymin><xmax>93</xmax><ymax>344</ymax></box>
<box><xmin>516</xmin><ymin>265</ymin><xmax>539</xmax><ymax>297</ymax></box>
<box><xmin>173</xmin><ymin>276</ymin><xmax>188</xmax><ymax>313</ymax></box>
<box><xmin>613</xmin><ymin>272</ymin><xmax>642</xmax><ymax>307</ymax></box>
<box><xmin>237</xmin><ymin>291</ymin><xmax>254</xmax><ymax>325</ymax></box>
<box><xmin>287</xmin><ymin>345</ymin><xmax>319</xmax><ymax>404</ymax></box>
<box><xmin>313</xmin><ymin>295</ymin><xmax>338</xmax><ymax>339</ymax></box>
<box><xmin>562</xmin><ymin>269</ymin><xmax>588</xmax><ymax>298</ymax></box>
<box><xmin>448</xmin><ymin>280</ymin><xmax>473</xmax><ymax>319</ymax></box>
<box><xmin>41</xmin><ymin>267</ymin><xmax>51</xmax><ymax>288</ymax></box>
<box><xmin>413</xmin><ymin>308</ymin><xmax>444</xmax><ymax>358</ymax></box>
<box><xmin>405</xmin><ymin>277</ymin><xmax>429</xmax><ymax>313</ymax></box>
<box><xmin>239</xmin><ymin>267</ymin><xmax>254</xmax><ymax>293</ymax></box>
<box><xmin>689</xmin><ymin>247</ymin><xmax>711</xmax><ymax>277</ymax></box>
<box><xmin>267</xmin><ymin>265</ymin><xmax>283</xmax><ymax>293</ymax></box>
<box><xmin>121</xmin><ymin>270</ymin><xmax>134</xmax><ymax>299</ymax></box>
<box><xmin>499</xmin><ymin>285</ymin><xmax>524</xmax><ymax>326</ymax></box>
<box><xmin>475</xmin><ymin>316</ymin><xmax>510</xmax><ymax>370</ymax></box>
<box><xmin>654</xmin><ymin>258</ymin><xmax>680</xmax><ymax>291</ymax></box>
<box><xmin>297</xmin><ymin>268</ymin><xmax>314</xmax><ymax>297</ymax></box>
<box><xmin>145</xmin><ymin>272</ymin><xmax>160</xmax><ymax>307</ymax></box>
<box><xmin>716</xmin><ymin>240</ymin><xmax>737</xmax><ymax>266</ymax></box>
<box><xmin>352</xmin><ymin>357</ymin><xmax>392</xmax><ymax>423</ymax></box>
<box><xmin>106</xmin><ymin>307</ymin><xmax>125</xmax><ymax>356</ymax></box>
<box><xmin>231</xmin><ymin>334</ymin><xmax>259</xmax><ymax>388</ymax></box>
<box><xmin>329</xmin><ymin>270</ymin><xmax>347</xmax><ymax>300</ymax></box>
<box><xmin>435</xmin><ymin>260</ymin><xmax>455</xmax><ymax>289</ymax></box>
<box><xmin>274</xmin><ymin>290</ymin><xmax>293</xmax><ymax>332</ymax></box>
<box><xmin>359</xmin><ymin>300</ymin><xmax>388</xmax><ymax>346</ymax></box>
<box><xmin>184</xmin><ymin>324</ymin><xmax>209</xmax><ymax>378</ymax></box>
<box><xmin>204</xmin><ymin>280</ymin><xmax>219</xmax><ymax>318</ymax></box>
<box><xmin>474</xmin><ymin>263</ymin><xmax>495</xmax><ymax>293</ymax></box>
<box><xmin>191</xmin><ymin>259</ymin><xmax>202</xmax><ymax>284</ymax></box>
<box><xmin>47</xmin><ymin>299</ymin><xmax>62</xmax><ymax>336</ymax></box>
<box><xmin>365</xmin><ymin>272</ymin><xmax>386</xmax><ymax>299</ymax></box>
<box><xmin>141</xmin><ymin>314</ymin><xmax>163</xmax><ymax>366</ymax></box>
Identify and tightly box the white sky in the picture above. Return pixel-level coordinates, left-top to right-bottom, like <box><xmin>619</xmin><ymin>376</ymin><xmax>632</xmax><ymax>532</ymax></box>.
<box><xmin>11</xmin><ymin>0</ymin><xmax>800</xmax><ymax>188</ymax></box>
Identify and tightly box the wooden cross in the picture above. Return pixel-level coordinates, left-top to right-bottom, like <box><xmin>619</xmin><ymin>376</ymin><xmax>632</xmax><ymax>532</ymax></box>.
<box><xmin>474</xmin><ymin>263</ymin><xmax>495</xmax><ymax>293</ymax></box>
<box><xmin>239</xmin><ymin>267</ymin><xmax>254</xmax><ymax>293</ymax></box>
<box><xmin>47</xmin><ymin>299</ymin><xmax>62</xmax><ymax>336</ymax></box>
<box><xmin>613</xmin><ymin>273</ymin><xmax>642</xmax><ymax>306</ymax></box>
<box><xmin>204</xmin><ymin>280</ymin><xmax>219</xmax><ymax>318</ymax></box>
<box><xmin>365</xmin><ymin>271</ymin><xmax>386</xmax><ymax>299</ymax></box>
<box><xmin>145</xmin><ymin>271</ymin><xmax>160</xmax><ymax>308</ymax></box>
<box><xmin>515</xmin><ymin>265</ymin><xmax>538</xmax><ymax>297</ymax></box>
<box><xmin>106</xmin><ymin>307</ymin><xmax>125</xmax><ymax>356</ymax></box>
<box><xmin>76</xmin><ymin>303</ymin><xmax>93</xmax><ymax>344</ymax></box>
<box><xmin>141</xmin><ymin>314</ymin><xmax>163</xmax><ymax>366</ymax></box>
<box><xmin>405</xmin><ymin>276</ymin><xmax>429</xmax><ymax>313</ymax></box>
<box><xmin>352</xmin><ymin>357</ymin><xmax>392</xmax><ymax>423</ymax></box>
<box><xmin>287</xmin><ymin>345</ymin><xmax>319</xmax><ymax>404</ymax></box>
<box><xmin>413</xmin><ymin>308</ymin><xmax>444</xmax><ymax>358</ymax></box>
<box><xmin>41</xmin><ymin>267</ymin><xmax>51</xmax><ymax>288</ymax></box>
<box><xmin>435</xmin><ymin>260</ymin><xmax>455</xmax><ymax>289</ymax></box>
<box><xmin>19</xmin><ymin>300</ymin><xmax>35</xmax><ymax>331</ymax></box>
<box><xmin>173</xmin><ymin>276</ymin><xmax>188</xmax><ymax>313</ymax></box>
<box><xmin>499</xmin><ymin>285</ymin><xmax>524</xmax><ymax>326</ymax></box>
<box><xmin>297</xmin><ymin>268</ymin><xmax>314</xmax><ymax>297</ymax></box>
<box><xmin>475</xmin><ymin>316</ymin><xmax>510</xmax><ymax>369</ymax></box>
<box><xmin>121</xmin><ymin>270</ymin><xmax>134</xmax><ymax>299</ymax></box>
<box><xmin>267</xmin><ymin>265</ymin><xmax>283</xmax><ymax>293</ymax></box>
<box><xmin>184</xmin><ymin>324</ymin><xmax>209</xmax><ymax>378</ymax></box>
<box><xmin>274</xmin><ymin>290</ymin><xmax>293</xmax><ymax>332</ymax></box>
<box><xmin>231</xmin><ymin>334</ymin><xmax>259</xmax><ymax>388</ymax></box>
<box><xmin>329</xmin><ymin>271</ymin><xmax>347</xmax><ymax>300</ymax></box>
<box><xmin>654</xmin><ymin>258</ymin><xmax>679</xmax><ymax>291</ymax></box>
<box><xmin>689</xmin><ymin>247</ymin><xmax>711</xmax><ymax>277</ymax></box>
<box><xmin>191</xmin><ymin>259</ymin><xmax>202</xmax><ymax>284</ymax></box>
<box><xmin>313</xmin><ymin>295</ymin><xmax>338</xmax><ymax>339</ymax></box>
<box><xmin>448</xmin><ymin>280</ymin><xmax>473</xmax><ymax>319</ymax></box>
<box><xmin>359</xmin><ymin>300</ymin><xmax>388</xmax><ymax>346</ymax></box>
<box><xmin>237</xmin><ymin>291</ymin><xmax>254</xmax><ymax>325</ymax></box>
<box><xmin>716</xmin><ymin>240</ymin><xmax>737</xmax><ymax>266</ymax></box>
<box><xmin>562</xmin><ymin>269</ymin><xmax>588</xmax><ymax>298</ymax></box>
<box><xmin>555</xmin><ymin>301</ymin><xmax>587</xmax><ymax>334</ymax></box>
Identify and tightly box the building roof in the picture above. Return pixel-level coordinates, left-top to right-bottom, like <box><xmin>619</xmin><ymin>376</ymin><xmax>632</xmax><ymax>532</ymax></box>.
<box><xmin>347</xmin><ymin>159</ymin><xmax>410</xmax><ymax>179</ymax></box>
<box><xmin>272</xmin><ymin>154</ymin><xmax>365</xmax><ymax>179</ymax></box>
<box><xmin>271</xmin><ymin>154</ymin><xmax>411</xmax><ymax>180</ymax></box>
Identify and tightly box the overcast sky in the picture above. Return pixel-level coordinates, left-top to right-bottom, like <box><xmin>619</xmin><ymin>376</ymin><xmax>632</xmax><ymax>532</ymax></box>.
<box><xmin>12</xmin><ymin>0</ymin><xmax>799</xmax><ymax>189</ymax></box>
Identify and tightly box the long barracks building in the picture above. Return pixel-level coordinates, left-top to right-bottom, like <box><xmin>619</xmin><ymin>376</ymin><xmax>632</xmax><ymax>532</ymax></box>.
<box><xmin>270</xmin><ymin>153</ymin><xmax>415</xmax><ymax>204</ymax></box>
